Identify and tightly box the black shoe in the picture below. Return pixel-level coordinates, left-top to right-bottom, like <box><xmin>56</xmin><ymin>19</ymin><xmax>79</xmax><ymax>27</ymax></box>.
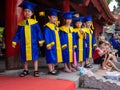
<box><xmin>34</xmin><ymin>71</ymin><xmax>39</xmax><ymax>77</ymax></box>
<box><xmin>19</xmin><ymin>70</ymin><xmax>29</xmax><ymax>77</ymax></box>
<box><xmin>48</xmin><ymin>70</ymin><xmax>58</xmax><ymax>75</ymax></box>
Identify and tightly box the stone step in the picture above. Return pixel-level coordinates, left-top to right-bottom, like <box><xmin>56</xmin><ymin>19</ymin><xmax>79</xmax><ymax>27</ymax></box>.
<box><xmin>88</xmin><ymin>64</ymin><xmax>101</xmax><ymax>73</ymax></box>
<box><xmin>0</xmin><ymin>57</ymin><xmax>101</xmax><ymax>89</ymax></box>
<box><xmin>117</xmin><ymin>57</ymin><xmax>120</xmax><ymax>62</ymax></box>
<box><xmin>0</xmin><ymin>64</ymin><xmax>101</xmax><ymax>88</ymax></box>
<box><xmin>79</xmin><ymin>74</ymin><xmax>120</xmax><ymax>90</ymax></box>
<box><xmin>77</xmin><ymin>88</ymin><xmax>98</xmax><ymax>90</ymax></box>
<box><xmin>0</xmin><ymin>68</ymin><xmax>80</xmax><ymax>88</ymax></box>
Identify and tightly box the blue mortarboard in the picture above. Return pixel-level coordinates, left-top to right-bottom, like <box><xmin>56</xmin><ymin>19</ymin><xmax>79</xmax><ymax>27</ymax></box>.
<box><xmin>84</xmin><ymin>15</ymin><xmax>92</xmax><ymax>22</ymax></box>
<box><xmin>62</xmin><ymin>12</ymin><xmax>74</xmax><ymax>19</ymax></box>
<box><xmin>19</xmin><ymin>1</ymin><xmax>37</xmax><ymax>12</ymax></box>
<box><xmin>45</xmin><ymin>8</ymin><xmax>60</xmax><ymax>16</ymax></box>
<box><xmin>73</xmin><ymin>17</ymin><xmax>84</xmax><ymax>23</ymax></box>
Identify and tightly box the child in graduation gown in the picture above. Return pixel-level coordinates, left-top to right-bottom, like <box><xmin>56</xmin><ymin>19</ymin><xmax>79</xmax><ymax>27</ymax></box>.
<box><xmin>83</xmin><ymin>15</ymin><xmax>97</xmax><ymax>68</ymax></box>
<box><xmin>73</xmin><ymin>17</ymin><xmax>87</xmax><ymax>67</ymax></box>
<box><xmin>44</xmin><ymin>8</ymin><xmax>62</xmax><ymax>75</ymax></box>
<box><xmin>12</xmin><ymin>1</ymin><xmax>44</xmax><ymax>77</ymax></box>
<box><xmin>59</xmin><ymin>12</ymin><xmax>77</xmax><ymax>72</ymax></box>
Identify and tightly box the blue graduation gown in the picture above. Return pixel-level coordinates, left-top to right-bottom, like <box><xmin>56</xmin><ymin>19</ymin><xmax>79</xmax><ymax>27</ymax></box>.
<box><xmin>73</xmin><ymin>28</ymin><xmax>87</xmax><ymax>62</ymax></box>
<box><xmin>44</xmin><ymin>22</ymin><xmax>62</xmax><ymax>64</ymax></box>
<box><xmin>12</xmin><ymin>19</ymin><xmax>44</xmax><ymax>62</ymax></box>
<box><xmin>59</xmin><ymin>26</ymin><xmax>77</xmax><ymax>63</ymax></box>
<box><xmin>83</xmin><ymin>27</ymin><xmax>96</xmax><ymax>58</ymax></box>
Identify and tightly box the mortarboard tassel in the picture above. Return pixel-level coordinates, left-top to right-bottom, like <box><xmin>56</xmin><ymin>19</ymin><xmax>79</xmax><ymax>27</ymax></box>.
<box><xmin>39</xmin><ymin>11</ymin><xmax>45</xmax><ymax>16</ymax></box>
<box><xmin>34</xmin><ymin>15</ymin><xmax>36</xmax><ymax>20</ymax></box>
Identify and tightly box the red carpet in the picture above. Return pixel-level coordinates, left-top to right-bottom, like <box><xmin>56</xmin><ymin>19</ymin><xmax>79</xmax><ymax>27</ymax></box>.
<box><xmin>0</xmin><ymin>76</ymin><xmax>76</xmax><ymax>90</ymax></box>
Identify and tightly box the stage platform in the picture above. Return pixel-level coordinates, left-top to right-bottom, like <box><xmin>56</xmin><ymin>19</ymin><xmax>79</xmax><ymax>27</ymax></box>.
<box><xmin>0</xmin><ymin>76</ymin><xmax>76</xmax><ymax>90</ymax></box>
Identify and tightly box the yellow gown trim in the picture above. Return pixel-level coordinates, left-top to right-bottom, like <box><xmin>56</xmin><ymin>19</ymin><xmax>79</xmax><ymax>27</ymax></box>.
<box><xmin>60</xmin><ymin>26</ymin><xmax>73</xmax><ymax>63</ymax></box>
<box><xmin>45</xmin><ymin>22</ymin><xmax>62</xmax><ymax>63</ymax></box>
<box><xmin>94</xmin><ymin>44</ymin><xmax>97</xmax><ymax>46</ymax></box>
<box><xmin>74</xmin><ymin>28</ymin><xmax>85</xmax><ymax>62</ymax></box>
<box><xmin>45</xmin><ymin>22</ymin><xmax>58</xmax><ymax>31</ymax></box>
<box><xmin>24</xmin><ymin>25</ymin><xmax>32</xmax><ymax>61</ymax></box>
<box><xmin>18</xmin><ymin>19</ymin><xmax>38</xmax><ymax>26</ymax></box>
<box><xmin>12</xmin><ymin>42</ymin><xmax>17</xmax><ymax>46</ymax></box>
<box><xmin>18</xmin><ymin>19</ymin><xmax>38</xmax><ymax>61</ymax></box>
<box><xmin>59</xmin><ymin>26</ymin><xmax>73</xmax><ymax>33</ymax></box>
<box><xmin>83</xmin><ymin>27</ymin><xmax>93</xmax><ymax>58</ymax></box>
<box><xmin>62</xmin><ymin>44</ymin><xmax>67</xmax><ymax>49</ymax></box>
<box><xmin>46</xmin><ymin>42</ymin><xmax>55</xmax><ymax>48</ymax></box>
<box><xmin>74</xmin><ymin>45</ymin><xmax>77</xmax><ymax>49</ymax></box>
<box><xmin>69</xmin><ymin>31</ymin><xmax>73</xmax><ymax>63</ymax></box>
<box><xmin>39</xmin><ymin>40</ymin><xmax>45</xmax><ymax>45</ymax></box>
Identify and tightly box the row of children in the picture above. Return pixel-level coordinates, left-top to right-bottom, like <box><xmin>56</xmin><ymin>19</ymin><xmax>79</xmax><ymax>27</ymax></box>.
<box><xmin>12</xmin><ymin>1</ymin><xmax>96</xmax><ymax>77</ymax></box>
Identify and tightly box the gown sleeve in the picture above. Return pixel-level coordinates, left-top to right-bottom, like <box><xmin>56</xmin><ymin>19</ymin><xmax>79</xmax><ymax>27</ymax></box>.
<box><xmin>59</xmin><ymin>30</ymin><xmax>67</xmax><ymax>49</ymax></box>
<box><xmin>92</xmin><ymin>34</ymin><xmax>97</xmax><ymax>47</ymax></box>
<box><xmin>72</xmin><ymin>32</ymin><xmax>77</xmax><ymax>49</ymax></box>
<box><xmin>12</xmin><ymin>26</ymin><xmax>21</xmax><ymax>46</ymax></box>
<box><xmin>44</xmin><ymin>26</ymin><xmax>55</xmax><ymax>48</ymax></box>
<box><xmin>35</xmin><ymin>23</ymin><xmax>44</xmax><ymax>45</ymax></box>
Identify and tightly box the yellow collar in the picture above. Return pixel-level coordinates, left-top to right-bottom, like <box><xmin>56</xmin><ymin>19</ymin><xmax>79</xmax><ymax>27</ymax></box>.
<box><xmin>73</xmin><ymin>28</ymin><xmax>81</xmax><ymax>33</ymax></box>
<box><xmin>59</xmin><ymin>26</ymin><xmax>73</xmax><ymax>33</ymax></box>
<box><xmin>18</xmin><ymin>19</ymin><xmax>38</xmax><ymax>26</ymax></box>
<box><xmin>45</xmin><ymin>22</ymin><xmax>59</xmax><ymax>31</ymax></box>
<box><xmin>83</xmin><ymin>27</ymin><xmax>93</xmax><ymax>34</ymax></box>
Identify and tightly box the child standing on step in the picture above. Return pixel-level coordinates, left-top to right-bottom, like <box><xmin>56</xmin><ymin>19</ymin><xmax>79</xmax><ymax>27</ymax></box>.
<box><xmin>59</xmin><ymin>12</ymin><xmax>77</xmax><ymax>72</ymax></box>
<box><xmin>83</xmin><ymin>15</ymin><xmax>97</xmax><ymax>68</ymax></box>
<box><xmin>44</xmin><ymin>8</ymin><xmax>62</xmax><ymax>75</ymax></box>
<box><xmin>12</xmin><ymin>1</ymin><xmax>44</xmax><ymax>77</ymax></box>
<box><xmin>73</xmin><ymin>17</ymin><xmax>87</xmax><ymax>67</ymax></box>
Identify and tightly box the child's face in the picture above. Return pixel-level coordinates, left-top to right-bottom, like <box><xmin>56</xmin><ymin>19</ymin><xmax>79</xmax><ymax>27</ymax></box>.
<box><xmin>85</xmin><ymin>21</ymin><xmax>92</xmax><ymax>28</ymax></box>
<box><xmin>65</xmin><ymin>19</ymin><xmax>72</xmax><ymax>25</ymax></box>
<box><xmin>24</xmin><ymin>9</ymin><xmax>33</xmax><ymax>19</ymax></box>
<box><xmin>100</xmin><ymin>43</ymin><xmax>105</xmax><ymax>49</ymax></box>
<box><xmin>75</xmin><ymin>22</ymin><xmax>82</xmax><ymax>28</ymax></box>
<box><xmin>48</xmin><ymin>16</ymin><xmax>57</xmax><ymax>24</ymax></box>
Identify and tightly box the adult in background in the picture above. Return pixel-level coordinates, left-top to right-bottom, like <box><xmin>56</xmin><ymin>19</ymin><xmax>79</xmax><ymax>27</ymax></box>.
<box><xmin>109</xmin><ymin>32</ymin><xmax>120</xmax><ymax>57</ymax></box>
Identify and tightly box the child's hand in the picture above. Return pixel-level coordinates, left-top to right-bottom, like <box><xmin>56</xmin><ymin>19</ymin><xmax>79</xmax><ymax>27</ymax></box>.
<box><xmin>62</xmin><ymin>46</ymin><xmax>67</xmax><ymax>50</ymax></box>
<box><xmin>12</xmin><ymin>44</ymin><xmax>16</xmax><ymax>48</ymax></box>
<box><xmin>47</xmin><ymin>46</ymin><xmax>52</xmax><ymax>50</ymax></box>
<box><xmin>39</xmin><ymin>44</ymin><xmax>43</xmax><ymax>47</ymax></box>
<box><xmin>107</xmin><ymin>49</ymin><xmax>110</xmax><ymax>53</ymax></box>
<box><xmin>104</xmin><ymin>50</ymin><xmax>108</xmax><ymax>54</ymax></box>
<box><xmin>80</xmin><ymin>29</ymin><xmax>84</xmax><ymax>34</ymax></box>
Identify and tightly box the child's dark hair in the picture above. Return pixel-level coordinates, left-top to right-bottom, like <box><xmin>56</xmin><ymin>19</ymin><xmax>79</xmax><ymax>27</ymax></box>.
<box><xmin>98</xmin><ymin>41</ymin><xmax>104</xmax><ymax>46</ymax></box>
<box><xmin>99</xmin><ymin>32</ymin><xmax>102</xmax><ymax>35</ymax></box>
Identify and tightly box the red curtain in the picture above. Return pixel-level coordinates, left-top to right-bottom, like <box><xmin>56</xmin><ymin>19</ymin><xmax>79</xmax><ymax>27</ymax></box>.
<box><xmin>5</xmin><ymin>0</ymin><xmax>24</xmax><ymax>57</ymax></box>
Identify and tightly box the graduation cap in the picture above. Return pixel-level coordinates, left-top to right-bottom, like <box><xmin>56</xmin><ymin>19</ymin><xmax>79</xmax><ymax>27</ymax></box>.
<box><xmin>73</xmin><ymin>17</ymin><xmax>84</xmax><ymax>23</ymax></box>
<box><xmin>62</xmin><ymin>12</ymin><xmax>74</xmax><ymax>19</ymax></box>
<box><xmin>45</xmin><ymin>8</ymin><xmax>60</xmax><ymax>16</ymax></box>
<box><xmin>19</xmin><ymin>1</ymin><xmax>37</xmax><ymax>12</ymax></box>
<box><xmin>84</xmin><ymin>15</ymin><xmax>92</xmax><ymax>22</ymax></box>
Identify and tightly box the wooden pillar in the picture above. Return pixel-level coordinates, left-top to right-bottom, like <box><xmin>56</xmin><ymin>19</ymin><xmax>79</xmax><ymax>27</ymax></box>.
<box><xmin>61</xmin><ymin>0</ymin><xmax>70</xmax><ymax>25</ymax></box>
<box><xmin>5</xmin><ymin>0</ymin><xmax>24</xmax><ymax>69</ymax></box>
<box><xmin>93</xmin><ymin>22</ymin><xmax>103</xmax><ymax>39</ymax></box>
<box><xmin>62</xmin><ymin>0</ymin><xmax>70</xmax><ymax>12</ymax></box>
